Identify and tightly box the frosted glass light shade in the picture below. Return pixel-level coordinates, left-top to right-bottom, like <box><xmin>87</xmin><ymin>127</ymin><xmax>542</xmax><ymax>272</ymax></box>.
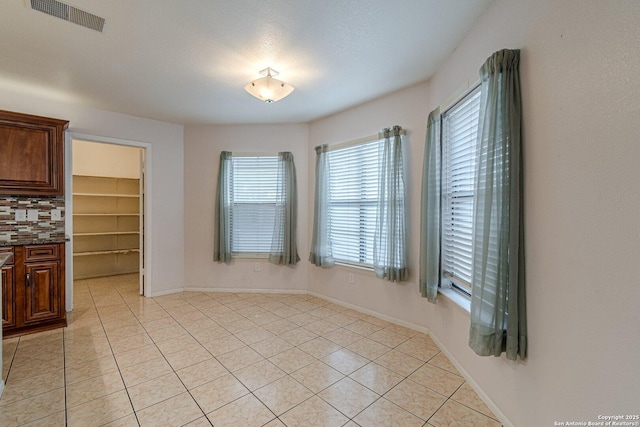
<box><xmin>244</xmin><ymin>68</ymin><xmax>294</xmax><ymax>103</ymax></box>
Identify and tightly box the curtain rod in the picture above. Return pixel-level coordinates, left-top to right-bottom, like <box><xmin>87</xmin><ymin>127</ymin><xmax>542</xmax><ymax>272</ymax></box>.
<box><xmin>315</xmin><ymin>128</ymin><xmax>406</xmax><ymax>153</ymax></box>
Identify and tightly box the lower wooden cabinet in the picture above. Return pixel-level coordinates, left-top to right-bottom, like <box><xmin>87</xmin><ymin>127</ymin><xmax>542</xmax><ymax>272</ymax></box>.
<box><xmin>24</xmin><ymin>261</ymin><xmax>62</xmax><ymax>324</ymax></box>
<box><xmin>2</xmin><ymin>243</ymin><xmax>66</xmax><ymax>338</ymax></box>
<box><xmin>1</xmin><ymin>248</ymin><xmax>16</xmax><ymax>329</ymax></box>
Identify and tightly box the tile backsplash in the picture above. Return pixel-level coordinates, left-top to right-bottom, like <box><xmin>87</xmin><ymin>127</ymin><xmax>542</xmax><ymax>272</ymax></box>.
<box><xmin>0</xmin><ymin>196</ymin><xmax>65</xmax><ymax>245</ymax></box>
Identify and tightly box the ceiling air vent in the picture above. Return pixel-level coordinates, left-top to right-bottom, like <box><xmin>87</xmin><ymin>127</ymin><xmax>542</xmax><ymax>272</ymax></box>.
<box><xmin>28</xmin><ymin>0</ymin><xmax>106</xmax><ymax>33</ymax></box>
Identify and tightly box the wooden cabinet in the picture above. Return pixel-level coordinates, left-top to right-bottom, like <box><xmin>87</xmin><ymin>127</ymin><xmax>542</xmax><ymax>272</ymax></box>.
<box><xmin>3</xmin><ymin>243</ymin><xmax>66</xmax><ymax>338</ymax></box>
<box><xmin>1</xmin><ymin>247</ymin><xmax>16</xmax><ymax>329</ymax></box>
<box><xmin>0</xmin><ymin>109</ymin><xmax>69</xmax><ymax>196</ymax></box>
<box><xmin>24</xmin><ymin>261</ymin><xmax>61</xmax><ymax>324</ymax></box>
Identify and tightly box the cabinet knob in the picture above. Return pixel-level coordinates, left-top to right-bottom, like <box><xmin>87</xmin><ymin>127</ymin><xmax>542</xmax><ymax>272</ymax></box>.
<box><xmin>25</xmin><ymin>272</ymin><xmax>31</xmax><ymax>287</ymax></box>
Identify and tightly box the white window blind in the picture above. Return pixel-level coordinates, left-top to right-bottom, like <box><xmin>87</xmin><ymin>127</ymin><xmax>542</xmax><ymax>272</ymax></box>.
<box><xmin>327</xmin><ymin>140</ymin><xmax>381</xmax><ymax>266</ymax></box>
<box><xmin>229</xmin><ymin>155</ymin><xmax>281</xmax><ymax>255</ymax></box>
<box><xmin>441</xmin><ymin>86</ymin><xmax>481</xmax><ymax>293</ymax></box>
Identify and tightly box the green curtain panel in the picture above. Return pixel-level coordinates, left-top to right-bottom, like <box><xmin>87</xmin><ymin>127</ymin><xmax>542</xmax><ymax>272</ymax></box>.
<box><xmin>309</xmin><ymin>144</ymin><xmax>335</xmax><ymax>267</ymax></box>
<box><xmin>373</xmin><ymin>126</ymin><xmax>408</xmax><ymax>282</ymax></box>
<box><xmin>213</xmin><ymin>151</ymin><xmax>233</xmax><ymax>263</ymax></box>
<box><xmin>469</xmin><ymin>48</ymin><xmax>527</xmax><ymax>360</ymax></box>
<box><xmin>269</xmin><ymin>152</ymin><xmax>301</xmax><ymax>265</ymax></box>
<box><xmin>420</xmin><ymin>108</ymin><xmax>441</xmax><ymax>302</ymax></box>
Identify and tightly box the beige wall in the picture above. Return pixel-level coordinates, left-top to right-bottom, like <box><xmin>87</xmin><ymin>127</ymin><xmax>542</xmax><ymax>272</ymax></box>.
<box><xmin>73</xmin><ymin>140</ymin><xmax>141</xmax><ymax>179</ymax></box>
<box><xmin>183</xmin><ymin>124</ymin><xmax>310</xmax><ymax>292</ymax></box>
<box><xmin>307</xmin><ymin>0</ymin><xmax>640</xmax><ymax>426</ymax></box>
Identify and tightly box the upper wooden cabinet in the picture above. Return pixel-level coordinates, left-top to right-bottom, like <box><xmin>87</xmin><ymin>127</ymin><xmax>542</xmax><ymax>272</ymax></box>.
<box><xmin>0</xmin><ymin>109</ymin><xmax>69</xmax><ymax>196</ymax></box>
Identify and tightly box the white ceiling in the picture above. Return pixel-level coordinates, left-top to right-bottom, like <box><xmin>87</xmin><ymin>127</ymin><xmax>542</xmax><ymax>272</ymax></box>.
<box><xmin>0</xmin><ymin>0</ymin><xmax>493</xmax><ymax>125</ymax></box>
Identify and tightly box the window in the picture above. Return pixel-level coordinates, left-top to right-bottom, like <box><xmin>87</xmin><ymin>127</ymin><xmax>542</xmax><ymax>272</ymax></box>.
<box><xmin>310</xmin><ymin>127</ymin><xmax>407</xmax><ymax>280</ymax></box>
<box><xmin>228</xmin><ymin>155</ymin><xmax>281</xmax><ymax>255</ymax></box>
<box><xmin>215</xmin><ymin>151</ymin><xmax>299</xmax><ymax>265</ymax></box>
<box><xmin>441</xmin><ymin>86</ymin><xmax>481</xmax><ymax>295</ymax></box>
<box><xmin>327</xmin><ymin>140</ymin><xmax>381</xmax><ymax>266</ymax></box>
<box><xmin>423</xmin><ymin>50</ymin><xmax>525</xmax><ymax>358</ymax></box>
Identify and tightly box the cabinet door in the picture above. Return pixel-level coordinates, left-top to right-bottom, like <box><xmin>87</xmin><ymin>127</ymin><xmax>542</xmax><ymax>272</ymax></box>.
<box><xmin>1</xmin><ymin>265</ymin><xmax>16</xmax><ymax>328</ymax></box>
<box><xmin>24</xmin><ymin>261</ymin><xmax>60</xmax><ymax>324</ymax></box>
<box><xmin>0</xmin><ymin>110</ymin><xmax>68</xmax><ymax>196</ymax></box>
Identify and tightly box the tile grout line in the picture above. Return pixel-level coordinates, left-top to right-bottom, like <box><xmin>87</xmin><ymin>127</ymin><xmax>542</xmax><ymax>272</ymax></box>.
<box><xmin>200</xmin><ymin>298</ymin><xmax>339</xmax><ymax>423</ymax></box>
<box><xmin>88</xmin><ymin>276</ymin><xmax>142</xmax><ymax>427</ymax></box>
<box><xmin>112</xmin><ymin>277</ymin><xmax>229</xmax><ymax>425</ymax></box>
<box><xmin>181</xmin><ymin>294</ymin><xmax>423</xmax><ymax>424</ymax></box>
<box><xmin>130</xmin><ymin>287</ymin><xmax>273</xmax><ymax>425</ymax></box>
<box><xmin>62</xmin><ymin>328</ymin><xmax>68</xmax><ymax>427</ymax></box>
<box><xmin>1</xmin><ymin>332</ymin><xmax>67</xmax><ymax>425</ymax></box>
<box><xmin>111</xmin><ymin>275</ymin><xmax>149</xmax><ymax>427</ymax></box>
<box><xmin>176</xmin><ymin>293</ymin><xmax>323</xmax><ymax>424</ymax></box>
<box><xmin>192</xmin><ymin>298</ymin><xmax>399</xmax><ymax>424</ymax></box>
<box><xmin>152</xmin><ymin>310</ymin><xmax>223</xmax><ymax>425</ymax></box>
<box><xmin>2</xmin><ymin>335</ymin><xmax>20</xmax><ymax>386</ymax></box>
<box><xmin>143</xmin><ymin>293</ymin><xmax>246</xmax><ymax>425</ymax></box>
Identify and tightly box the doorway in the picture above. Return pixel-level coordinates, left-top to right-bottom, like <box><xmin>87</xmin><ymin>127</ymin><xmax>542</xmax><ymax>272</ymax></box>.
<box><xmin>65</xmin><ymin>134</ymin><xmax>152</xmax><ymax>310</ymax></box>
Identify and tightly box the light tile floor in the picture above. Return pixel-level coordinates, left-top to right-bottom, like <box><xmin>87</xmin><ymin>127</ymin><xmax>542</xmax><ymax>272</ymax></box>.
<box><xmin>1</xmin><ymin>274</ymin><xmax>502</xmax><ymax>426</ymax></box>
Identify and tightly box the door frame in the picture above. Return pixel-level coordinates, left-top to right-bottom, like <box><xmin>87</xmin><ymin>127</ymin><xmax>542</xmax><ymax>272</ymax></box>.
<box><xmin>65</xmin><ymin>133</ymin><xmax>153</xmax><ymax>310</ymax></box>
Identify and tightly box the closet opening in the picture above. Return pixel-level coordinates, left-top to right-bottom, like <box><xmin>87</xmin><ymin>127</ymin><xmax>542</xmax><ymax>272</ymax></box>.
<box><xmin>65</xmin><ymin>136</ymin><xmax>151</xmax><ymax>309</ymax></box>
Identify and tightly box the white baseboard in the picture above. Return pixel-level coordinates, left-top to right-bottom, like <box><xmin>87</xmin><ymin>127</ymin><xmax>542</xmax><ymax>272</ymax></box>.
<box><xmin>307</xmin><ymin>291</ymin><xmax>431</xmax><ymax>336</ymax></box>
<box><xmin>415</xmin><ymin>330</ymin><xmax>512</xmax><ymax>427</ymax></box>
<box><xmin>149</xmin><ymin>288</ymin><xmax>184</xmax><ymax>297</ymax></box>
<box><xmin>183</xmin><ymin>287</ymin><xmax>308</xmax><ymax>295</ymax></box>
<box><xmin>0</xmin><ymin>380</ymin><xmax>4</xmax><ymax>398</ymax></box>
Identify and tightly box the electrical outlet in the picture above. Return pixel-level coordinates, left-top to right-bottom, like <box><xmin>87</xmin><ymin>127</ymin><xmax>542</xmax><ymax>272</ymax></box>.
<box><xmin>348</xmin><ymin>272</ymin><xmax>355</xmax><ymax>284</ymax></box>
<box><xmin>15</xmin><ymin>209</ymin><xmax>26</xmax><ymax>221</ymax></box>
<box><xmin>27</xmin><ymin>209</ymin><xmax>39</xmax><ymax>221</ymax></box>
<box><xmin>51</xmin><ymin>209</ymin><xmax>62</xmax><ymax>221</ymax></box>
<box><xmin>254</xmin><ymin>262</ymin><xmax>261</xmax><ymax>272</ymax></box>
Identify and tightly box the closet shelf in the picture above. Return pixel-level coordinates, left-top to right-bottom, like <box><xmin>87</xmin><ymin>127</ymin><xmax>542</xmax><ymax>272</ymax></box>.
<box><xmin>73</xmin><ymin>213</ymin><xmax>139</xmax><ymax>216</ymax></box>
<box><xmin>73</xmin><ymin>249</ymin><xmax>140</xmax><ymax>257</ymax></box>
<box><xmin>74</xmin><ymin>232</ymin><xmax>140</xmax><ymax>237</ymax></box>
<box><xmin>74</xmin><ymin>192</ymin><xmax>140</xmax><ymax>198</ymax></box>
<box><xmin>73</xmin><ymin>174</ymin><xmax>141</xmax><ymax>279</ymax></box>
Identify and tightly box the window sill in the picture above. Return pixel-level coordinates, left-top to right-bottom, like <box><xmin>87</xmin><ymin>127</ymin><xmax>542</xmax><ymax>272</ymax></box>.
<box><xmin>439</xmin><ymin>287</ymin><xmax>471</xmax><ymax>313</ymax></box>
<box><xmin>232</xmin><ymin>254</ymin><xmax>269</xmax><ymax>260</ymax></box>
<box><xmin>334</xmin><ymin>261</ymin><xmax>375</xmax><ymax>274</ymax></box>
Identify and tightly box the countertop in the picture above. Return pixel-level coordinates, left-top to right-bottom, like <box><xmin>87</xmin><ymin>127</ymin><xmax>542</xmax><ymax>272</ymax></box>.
<box><xmin>0</xmin><ymin>236</ymin><xmax>68</xmax><ymax>247</ymax></box>
<box><xmin>0</xmin><ymin>252</ymin><xmax>13</xmax><ymax>268</ymax></box>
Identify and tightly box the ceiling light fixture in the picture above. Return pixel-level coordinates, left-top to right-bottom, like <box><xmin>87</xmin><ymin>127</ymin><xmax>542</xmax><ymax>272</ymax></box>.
<box><xmin>244</xmin><ymin>67</ymin><xmax>294</xmax><ymax>103</ymax></box>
